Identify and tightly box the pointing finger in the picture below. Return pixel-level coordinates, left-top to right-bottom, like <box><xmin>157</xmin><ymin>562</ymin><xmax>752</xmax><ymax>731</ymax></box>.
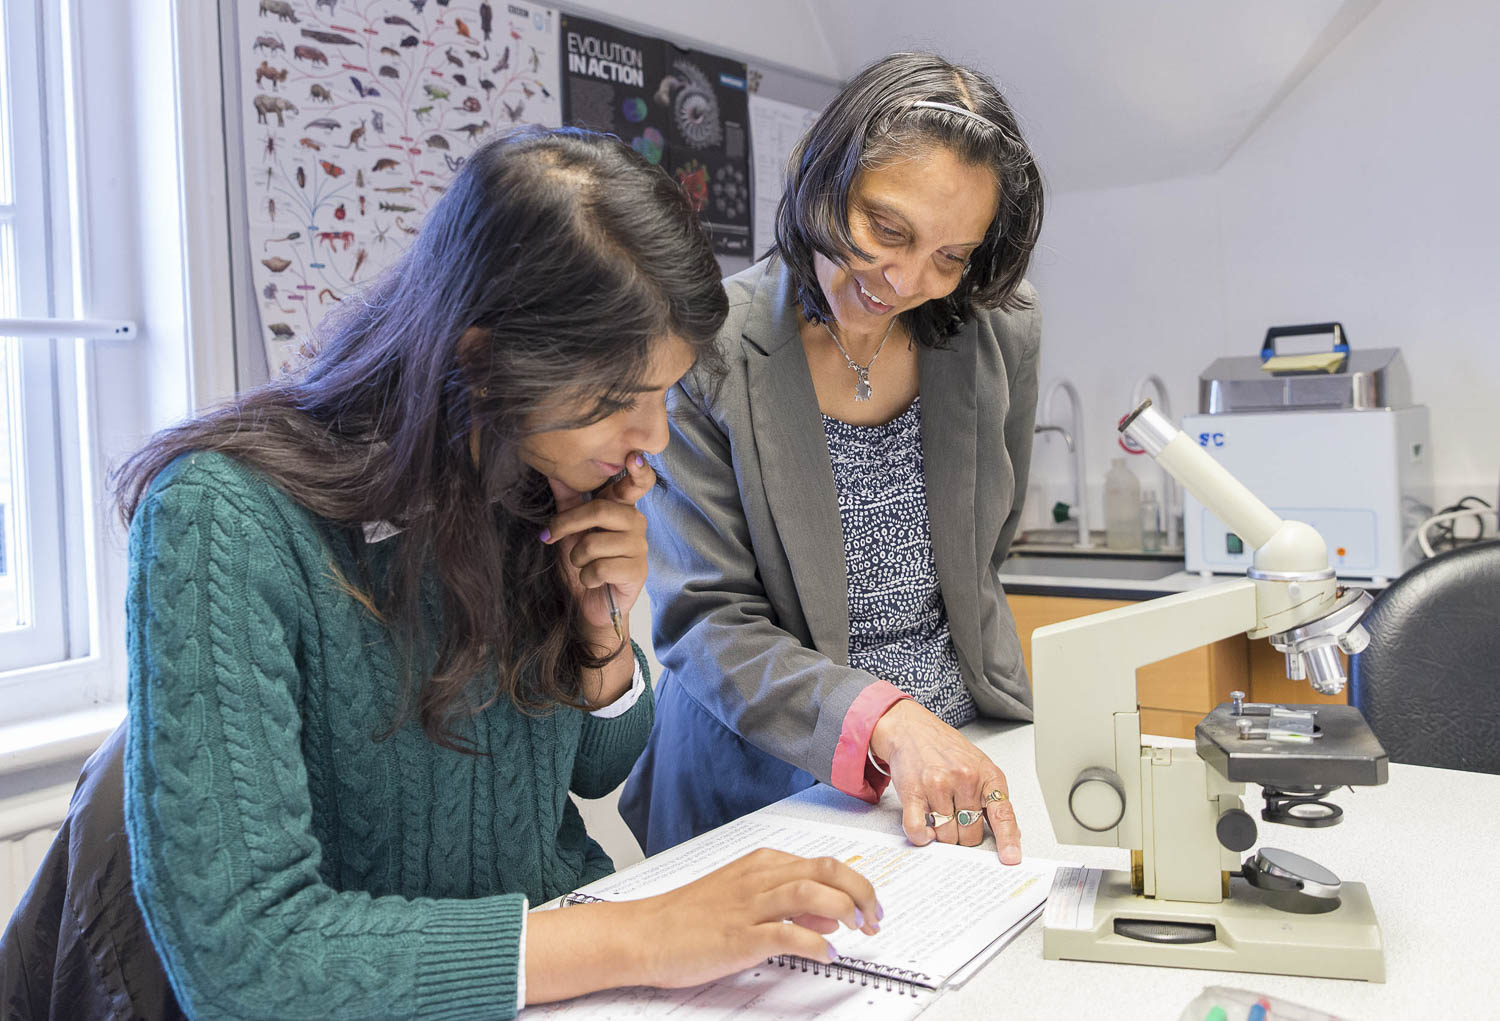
<box><xmin>983</xmin><ymin>781</ymin><xmax>1022</xmax><ymax>864</ymax></box>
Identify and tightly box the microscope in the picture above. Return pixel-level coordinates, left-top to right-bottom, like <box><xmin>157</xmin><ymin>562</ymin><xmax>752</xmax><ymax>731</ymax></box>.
<box><xmin>1032</xmin><ymin>400</ymin><xmax>1387</xmax><ymax>982</ymax></box>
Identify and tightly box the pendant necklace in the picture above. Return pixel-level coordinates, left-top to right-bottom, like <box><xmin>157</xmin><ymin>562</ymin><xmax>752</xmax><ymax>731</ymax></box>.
<box><xmin>821</xmin><ymin>316</ymin><xmax>897</xmax><ymax>402</ymax></box>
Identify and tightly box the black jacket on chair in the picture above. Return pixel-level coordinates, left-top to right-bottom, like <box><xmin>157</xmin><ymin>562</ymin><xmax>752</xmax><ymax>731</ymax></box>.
<box><xmin>0</xmin><ymin>723</ymin><xmax>185</xmax><ymax>1020</ymax></box>
<box><xmin>1351</xmin><ymin>539</ymin><xmax>1500</xmax><ymax>774</ymax></box>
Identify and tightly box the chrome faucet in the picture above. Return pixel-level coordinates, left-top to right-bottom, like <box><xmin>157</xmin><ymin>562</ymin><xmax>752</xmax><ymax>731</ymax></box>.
<box><xmin>1036</xmin><ymin>380</ymin><xmax>1093</xmax><ymax>548</ymax></box>
<box><xmin>1129</xmin><ymin>375</ymin><xmax>1180</xmax><ymax>551</ymax></box>
<box><xmin>1033</xmin><ymin>423</ymin><xmax>1072</xmax><ymax>448</ymax></box>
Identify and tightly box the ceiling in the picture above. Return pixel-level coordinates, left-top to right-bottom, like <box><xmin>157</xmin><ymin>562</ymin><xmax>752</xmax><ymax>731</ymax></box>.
<box><xmin>801</xmin><ymin>0</ymin><xmax>1381</xmax><ymax>193</ymax></box>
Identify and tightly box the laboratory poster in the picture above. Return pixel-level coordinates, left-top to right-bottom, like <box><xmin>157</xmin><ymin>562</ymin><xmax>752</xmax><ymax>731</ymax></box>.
<box><xmin>662</xmin><ymin>43</ymin><xmax>751</xmax><ymax>257</ymax></box>
<box><xmin>560</xmin><ymin>14</ymin><xmax>751</xmax><ymax>256</ymax></box>
<box><xmin>748</xmin><ymin>93</ymin><xmax>820</xmax><ymax>257</ymax></box>
<box><xmin>236</xmin><ymin>0</ymin><xmax>562</xmax><ymax>374</ymax></box>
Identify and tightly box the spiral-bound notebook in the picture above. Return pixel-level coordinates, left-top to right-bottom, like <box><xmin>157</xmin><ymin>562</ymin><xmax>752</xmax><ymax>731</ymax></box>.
<box><xmin>523</xmin><ymin>812</ymin><xmax>1067</xmax><ymax>1018</ymax></box>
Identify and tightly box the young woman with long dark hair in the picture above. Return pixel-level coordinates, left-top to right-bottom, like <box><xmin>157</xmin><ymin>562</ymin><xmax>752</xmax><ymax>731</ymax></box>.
<box><xmin>3</xmin><ymin>128</ymin><xmax>880</xmax><ymax>1020</ymax></box>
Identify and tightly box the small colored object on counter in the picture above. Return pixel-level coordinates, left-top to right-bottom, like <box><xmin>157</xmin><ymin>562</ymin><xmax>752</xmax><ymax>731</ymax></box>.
<box><xmin>1204</xmin><ymin>1007</ymin><xmax>1228</xmax><ymax>1021</ymax></box>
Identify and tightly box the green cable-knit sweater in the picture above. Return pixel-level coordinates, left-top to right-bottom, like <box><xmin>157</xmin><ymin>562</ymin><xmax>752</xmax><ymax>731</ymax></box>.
<box><xmin>123</xmin><ymin>452</ymin><xmax>653</xmax><ymax>1020</ymax></box>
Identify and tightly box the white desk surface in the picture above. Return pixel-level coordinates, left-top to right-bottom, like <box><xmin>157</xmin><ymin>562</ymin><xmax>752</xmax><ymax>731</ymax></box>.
<box><xmin>754</xmin><ymin>719</ymin><xmax>1500</xmax><ymax>1021</ymax></box>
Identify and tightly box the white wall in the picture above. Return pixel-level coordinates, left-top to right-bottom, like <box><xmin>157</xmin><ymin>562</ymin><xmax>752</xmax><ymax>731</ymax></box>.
<box><xmin>1027</xmin><ymin>173</ymin><xmax>1223</xmax><ymax>531</ymax></box>
<box><xmin>806</xmin><ymin>0</ymin><xmax>1368</xmax><ymax>193</ymax></box>
<box><xmin>564</xmin><ymin>0</ymin><xmax>837</xmax><ymax>81</ymax></box>
<box><xmin>1215</xmin><ymin>0</ymin><xmax>1499</xmax><ymax>504</ymax></box>
<box><xmin>1028</xmin><ymin>0</ymin><xmax>1500</xmax><ymax>528</ymax></box>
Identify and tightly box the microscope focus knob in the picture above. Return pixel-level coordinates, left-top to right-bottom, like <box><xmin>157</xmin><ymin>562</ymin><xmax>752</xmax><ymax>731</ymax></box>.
<box><xmin>1068</xmin><ymin>767</ymin><xmax>1126</xmax><ymax>832</ymax></box>
<box><xmin>1216</xmin><ymin>808</ymin><xmax>1258</xmax><ymax>852</ymax></box>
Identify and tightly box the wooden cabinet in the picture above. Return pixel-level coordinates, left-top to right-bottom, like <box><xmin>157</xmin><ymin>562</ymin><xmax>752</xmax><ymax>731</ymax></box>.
<box><xmin>1009</xmin><ymin>593</ymin><xmax>1348</xmax><ymax>740</ymax></box>
<box><xmin>1009</xmin><ymin>593</ymin><xmax>1251</xmax><ymax>740</ymax></box>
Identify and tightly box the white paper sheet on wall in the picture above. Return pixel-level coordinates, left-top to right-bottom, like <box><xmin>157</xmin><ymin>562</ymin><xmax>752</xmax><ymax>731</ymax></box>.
<box><xmin>748</xmin><ymin>93</ymin><xmax>820</xmax><ymax>259</ymax></box>
<box><xmin>235</xmin><ymin>0</ymin><xmax>561</xmax><ymax>374</ymax></box>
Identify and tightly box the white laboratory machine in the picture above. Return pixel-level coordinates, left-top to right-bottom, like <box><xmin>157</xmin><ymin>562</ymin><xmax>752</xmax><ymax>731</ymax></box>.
<box><xmin>1182</xmin><ymin>323</ymin><xmax>1431</xmax><ymax>582</ymax></box>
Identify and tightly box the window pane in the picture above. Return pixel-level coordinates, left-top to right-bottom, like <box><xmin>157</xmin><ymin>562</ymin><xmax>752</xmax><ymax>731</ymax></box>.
<box><xmin>0</xmin><ymin>6</ymin><xmax>13</xmax><ymax>206</ymax></box>
<box><xmin>0</xmin><ymin>0</ymin><xmax>73</xmax><ymax>681</ymax></box>
<box><xmin>0</xmin><ymin>221</ymin><xmax>25</xmax><ymax>631</ymax></box>
<box><xmin>0</xmin><ymin>349</ymin><xmax>21</xmax><ymax>632</ymax></box>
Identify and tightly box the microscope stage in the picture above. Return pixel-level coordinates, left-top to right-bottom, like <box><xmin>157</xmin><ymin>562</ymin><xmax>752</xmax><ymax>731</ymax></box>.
<box><xmin>1196</xmin><ymin>703</ymin><xmax>1389</xmax><ymax>788</ymax></box>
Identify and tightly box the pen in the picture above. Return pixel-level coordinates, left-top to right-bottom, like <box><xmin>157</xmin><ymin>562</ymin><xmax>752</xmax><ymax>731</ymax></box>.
<box><xmin>604</xmin><ymin>583</ymin><xmax>623</xmax><ymax>642</ymax></box>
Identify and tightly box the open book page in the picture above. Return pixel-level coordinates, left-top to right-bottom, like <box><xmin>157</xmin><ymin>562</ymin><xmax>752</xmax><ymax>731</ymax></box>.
<box><xmin>563</xmin><ymin>812</ymin><xmax>1067</xmax><ymax>987</ymax></box>
<box><xmin>521</xmin><ymin>961</ymin><xmax>931</xmax><ymax>1019</ymax></box>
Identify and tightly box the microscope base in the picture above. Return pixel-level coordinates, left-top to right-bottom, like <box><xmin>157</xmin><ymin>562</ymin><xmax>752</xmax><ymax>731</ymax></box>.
<box><xmin>1043</xmin><ymin>870</ymin><xmax>1384</xmax><ymax>982</ymax></box>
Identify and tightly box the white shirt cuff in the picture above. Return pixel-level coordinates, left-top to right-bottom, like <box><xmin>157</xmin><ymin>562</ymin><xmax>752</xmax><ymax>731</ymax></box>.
<box><xmin>517</xmin><ymin>899</ymin><xmax>529</xmax><ymax>1011</ymax></box>
<box><xmin>588</xmin><ymin>647</ymin><xmax>646</xmax><ymax>719</ymax></box>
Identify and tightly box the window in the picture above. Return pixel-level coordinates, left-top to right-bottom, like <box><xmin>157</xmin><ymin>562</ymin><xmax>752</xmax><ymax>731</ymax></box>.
<box><xmin>0</xmin><ymin>0</ymin><xmax>103</xmax><ymax>714</ymax></box>
<box><xmin>0</xmin><ymin>0</ymin><xmax>73</xmax><ymax>675</ymax></box>
<box><xmin>0</xmin><ymin>0</ymin><xmax>211</xmax><ymax>727</ymax></box>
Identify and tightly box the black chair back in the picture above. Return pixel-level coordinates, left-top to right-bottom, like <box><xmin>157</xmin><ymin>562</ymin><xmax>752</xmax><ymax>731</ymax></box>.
<box><xmin>0</xmin><ymin>723</ymin><xmax>187</xmax><ymax>1019</ymax></box>
<box><xmin>1351</xmin><ymin>540</ymin><xmax>1500</xmax><ymax>774</ymax></box>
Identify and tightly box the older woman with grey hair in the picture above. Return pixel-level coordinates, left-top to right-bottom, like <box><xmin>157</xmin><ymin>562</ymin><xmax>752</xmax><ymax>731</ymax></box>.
<box><xmin>621</xmin><ymin>53</ymin><xmax>1045</xmax><ymax>860</ymax></box>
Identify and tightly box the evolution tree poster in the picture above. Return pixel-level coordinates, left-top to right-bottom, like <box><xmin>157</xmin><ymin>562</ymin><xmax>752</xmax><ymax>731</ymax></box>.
<box><xmin>236</xmin><ymin>0</ymin><xmax>562</xmax><ymax>373</ymax></box>
<box><xmin>560</xmin><ymin>14</ymin><xmax>751</xmax><ymax>256</ymax></box>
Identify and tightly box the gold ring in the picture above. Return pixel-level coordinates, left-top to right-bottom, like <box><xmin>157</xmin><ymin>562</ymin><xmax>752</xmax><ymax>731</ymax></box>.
<box><xmin>985</xmin><ymin>790</ymin><xmax>1008</xmax><ymax>804</ymax></box>
<box><xmin>956</xmin><ymin>809</ymin><xmax>984</xmax><ymax>827</ymax></box>
<box><xmin>925</xmin><ymin>812</ymin><xmax>953</xmax><ymax>828</ymax></box>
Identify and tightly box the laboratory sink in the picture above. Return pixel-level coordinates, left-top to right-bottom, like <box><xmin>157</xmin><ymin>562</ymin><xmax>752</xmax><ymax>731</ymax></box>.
<box><xmin>998</xmin><ymin>554</ymin><xmax>1184</xmax><ymax>581</ymax></box>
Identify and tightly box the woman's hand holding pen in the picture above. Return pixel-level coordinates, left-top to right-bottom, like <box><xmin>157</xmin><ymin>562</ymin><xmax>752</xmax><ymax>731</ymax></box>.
<box><xmin>869</xmin><ymin>699</ymin><xmax>1023</xmax><ymax>864</ymax></box>
<box><xmin>542</xmin><ymin>453</ymin><xmax>654</xmax><ymax>702</ymax></box>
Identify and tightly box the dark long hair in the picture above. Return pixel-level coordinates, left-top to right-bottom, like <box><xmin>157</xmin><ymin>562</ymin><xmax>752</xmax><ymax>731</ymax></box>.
<box><xmin>773</xmin><ymin>52</ymin><xmax>1043</xmax><ymax>348</ymax></box>
<box><xmin>115</xmin><ymin>127</ymin><xmax>728</xmax><ymax>749</ymax></box>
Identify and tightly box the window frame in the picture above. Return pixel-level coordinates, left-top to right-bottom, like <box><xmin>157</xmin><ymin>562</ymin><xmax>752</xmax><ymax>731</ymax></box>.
<box><xmin>0</xmin><ymin>0</ymin><xmax>80</xmax><ymax>676</ymax></box>
<box><xmin>0</xmin><ymin>0</ymin><xmax>325</xmax><ymax>735</ymax></box>
<box><xmin>0</xmin><ymin>0</ymin><xmax>180</xmax><ymax>729</ymax></box>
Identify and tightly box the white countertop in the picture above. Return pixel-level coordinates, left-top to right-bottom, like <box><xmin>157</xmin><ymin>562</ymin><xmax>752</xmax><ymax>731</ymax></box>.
<box><xmin>760</xmin><ymin>719</ymin><xmax>1500</xmax><ymax>1021</ymax></box>
<box><xmin>997</xmin><ymin>560</ymin><xmax>1390</xmax><ymax>601</ymax></box>
<box><xmin>999</xmin><ymin>564</ymin><xmax>1222</xmax><ymax>598</ymax></box>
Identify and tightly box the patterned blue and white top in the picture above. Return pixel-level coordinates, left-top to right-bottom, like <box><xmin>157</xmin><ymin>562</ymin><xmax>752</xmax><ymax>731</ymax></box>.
<box><xmin>823</xmin><ymin>396</ymin><xmax>978</xmax><ymax>727</ymax></box>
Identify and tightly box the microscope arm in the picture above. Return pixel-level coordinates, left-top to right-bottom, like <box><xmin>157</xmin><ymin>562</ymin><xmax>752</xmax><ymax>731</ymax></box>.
<box><xmin>1123</xmin><ymin>402</ymin><xmax>1339</xmax><ymax>636</ymax></box>
<box><xmin>1032</xmin><ymin>579</ymin><xmax>1258</xmax><ymax>849</ymax></box>
<box><xmin>1032</xmin><ymin>400</ymin><xmax>1341</xmax><ymax>852</ymax></box>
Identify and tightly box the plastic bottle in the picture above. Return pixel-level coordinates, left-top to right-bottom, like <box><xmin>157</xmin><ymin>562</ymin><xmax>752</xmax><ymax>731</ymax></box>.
<box><xmin>1105</xmin><ymin>458</ymin><xmax>1143</xmax><ymax>551</ymax></box>
<box><xmin>1140</xmin><ymin>489</ymin><xmax>1162</xmax><ymax>552</ymax></box>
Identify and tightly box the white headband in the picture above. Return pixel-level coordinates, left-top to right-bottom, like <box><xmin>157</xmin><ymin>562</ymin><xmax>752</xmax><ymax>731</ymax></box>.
<box><xmin>910</xmin><ymin>99</ymin><xmax>1004</xmax><ymax>133</ymax></box>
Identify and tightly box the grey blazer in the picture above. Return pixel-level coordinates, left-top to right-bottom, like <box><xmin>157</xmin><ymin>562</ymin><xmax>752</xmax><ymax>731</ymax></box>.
<box><xmin>619</xmin><ymin>257</ymin><xmax>1040</xmax><ymax>853</ymax></box>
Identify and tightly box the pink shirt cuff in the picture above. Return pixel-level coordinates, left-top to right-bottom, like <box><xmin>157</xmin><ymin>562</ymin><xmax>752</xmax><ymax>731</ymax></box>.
<box><xmin>831</xmin><ymin>681</ymin><xmax>911</xmax><ymax>802</ymax></box>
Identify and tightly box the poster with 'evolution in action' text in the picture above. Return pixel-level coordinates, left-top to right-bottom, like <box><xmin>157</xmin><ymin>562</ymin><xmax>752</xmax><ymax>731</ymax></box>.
<box><xmin>560</xmin><ymin>14</ymin><xmax>750</xmax><ymax>256</ymax></box>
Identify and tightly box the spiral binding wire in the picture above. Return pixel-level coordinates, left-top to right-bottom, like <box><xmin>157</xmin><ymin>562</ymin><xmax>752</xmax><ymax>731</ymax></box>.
<box><xmin>768</xmin><ymin>954</ymin><xmax>932</xmax><ymax>998</ymax></box>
